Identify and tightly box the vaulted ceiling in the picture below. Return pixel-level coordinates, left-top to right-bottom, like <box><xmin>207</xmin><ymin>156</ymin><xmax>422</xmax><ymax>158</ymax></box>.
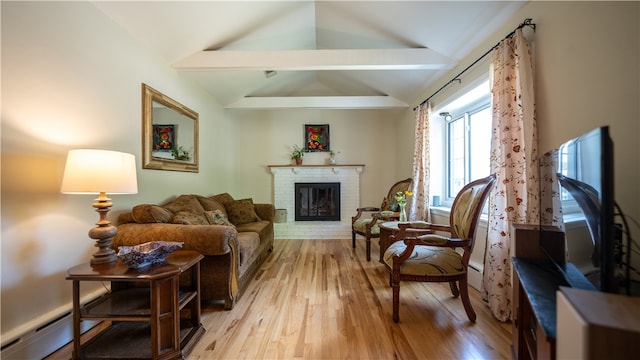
<box><xmin>93</xmin><ymin>1</ymin><xmax>526</xmax><ymax>109</ymax></box>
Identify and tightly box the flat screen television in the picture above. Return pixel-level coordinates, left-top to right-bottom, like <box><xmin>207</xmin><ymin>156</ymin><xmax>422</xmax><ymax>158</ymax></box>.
<box><xmin>540</xmin><ymin>126</ymin><xmax>619</xmax><ymax>293</ymax></box>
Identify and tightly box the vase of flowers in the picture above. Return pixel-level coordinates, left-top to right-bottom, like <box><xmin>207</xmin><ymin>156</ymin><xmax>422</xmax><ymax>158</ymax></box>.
<box><xmin>395</xmin><ymin>190</ymin><xmax>413</xmax><ymax>222</ymax></box>
<box><xmin>290</xmin><ymin>145</ymin><xmax>305</xmax><ymax>165</ymax></box>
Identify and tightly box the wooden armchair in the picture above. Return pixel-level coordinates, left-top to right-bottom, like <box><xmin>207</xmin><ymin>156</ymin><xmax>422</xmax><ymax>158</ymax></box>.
<box><xmin>383</xmin><ymin>174</ymin><xmax>496</xmax><ymax>322</ymax></box>
<box><xmin>351</xmin><ymin>178</ymin><xmax>412</xmax><ymax>261</ymax></box>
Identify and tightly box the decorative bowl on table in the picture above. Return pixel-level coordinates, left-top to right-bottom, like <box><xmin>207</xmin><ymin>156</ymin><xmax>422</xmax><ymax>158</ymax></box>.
<box><xmin>117</xmin><ymin>241</ymin><xmax>184</xmax><ymax>269</ymax></box>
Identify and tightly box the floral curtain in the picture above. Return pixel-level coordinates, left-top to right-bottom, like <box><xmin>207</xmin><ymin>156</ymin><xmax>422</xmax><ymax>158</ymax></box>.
<box><xmin>482</xmin><ymin>29</ymin><xmax>538</xmax><ymax>321</ymax></box>
<box><xmin>539</xmin><ymin>149</ymin><xmax>564</xmax><ymax>228</ymax></box>
<box><xmin>409</xmin><ymin>102</ymin><xmax>431</xmax><ymax>222</ymax></box>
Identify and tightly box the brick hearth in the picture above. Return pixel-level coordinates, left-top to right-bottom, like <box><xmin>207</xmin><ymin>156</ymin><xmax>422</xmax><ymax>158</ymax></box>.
<box><xmin>269</xmin><ymin>165</ymin><xmax>364</xmax><ymax>239</ymax></box>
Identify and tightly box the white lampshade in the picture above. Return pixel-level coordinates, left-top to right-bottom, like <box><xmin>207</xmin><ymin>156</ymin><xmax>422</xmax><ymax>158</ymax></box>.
<box><xmin>61</xmin><ymin>149</ymin><xmax>138</xmax><ymax>194</ymax></box>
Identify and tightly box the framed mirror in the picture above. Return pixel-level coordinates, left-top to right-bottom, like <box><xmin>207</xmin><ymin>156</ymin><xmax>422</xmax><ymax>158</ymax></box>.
<box><xmin>142</xmin><ymin>84</ymin><xmax>199</xmax><ymax>172</ymax></box>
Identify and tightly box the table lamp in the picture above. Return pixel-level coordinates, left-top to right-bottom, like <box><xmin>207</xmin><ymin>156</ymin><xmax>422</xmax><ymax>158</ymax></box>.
<box><xmin>61</xmin><ymin>149</ymin><xmax>138</xmax><ymax>265</ymax></box>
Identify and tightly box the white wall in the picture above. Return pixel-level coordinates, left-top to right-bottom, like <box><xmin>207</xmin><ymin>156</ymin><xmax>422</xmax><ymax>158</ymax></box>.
<box><xmin>0</xmin><ymin>1</ymin><xmax>234</xmax><ymax>347</ymax></box>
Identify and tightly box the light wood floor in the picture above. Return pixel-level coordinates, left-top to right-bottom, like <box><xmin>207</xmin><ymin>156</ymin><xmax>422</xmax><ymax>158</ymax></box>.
<box><xmin>189</xmin><ymin>239</ymin><xmax>512</xmax><ymax>359</ymax></box>
<box><xmin>48</xmin><ymin>238</ymin><xmax>512</xmax><ymax>359</ymax></box>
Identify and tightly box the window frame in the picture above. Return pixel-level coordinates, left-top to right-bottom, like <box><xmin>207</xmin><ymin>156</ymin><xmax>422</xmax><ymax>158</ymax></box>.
<box><xmin>431</xmin><ymin>78</ymin><xmax>491</xmax><ymax>208</ymax></box>
<box><xmin>445</xmin><ymin>101</ymin><xmax>491</xmax><ymax>199</ymax></box>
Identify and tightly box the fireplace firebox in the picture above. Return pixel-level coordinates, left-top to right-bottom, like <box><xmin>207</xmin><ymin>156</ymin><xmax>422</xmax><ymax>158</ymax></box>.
<box><xmin>295</xmin><ymin>182</ymin><xmax>340</xmax><ymax>221</ymax></box>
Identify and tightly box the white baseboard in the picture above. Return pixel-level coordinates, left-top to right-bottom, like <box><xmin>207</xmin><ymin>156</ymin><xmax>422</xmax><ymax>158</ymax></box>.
<box><xmin>1</xmin><ymin>288</ymin><xmax>105</xmax><ymax>359</ymax></box>
<box><xmin>1</xmin><ymin>313</ymin><xmax>100</xmax><ymax>360</ymax></box>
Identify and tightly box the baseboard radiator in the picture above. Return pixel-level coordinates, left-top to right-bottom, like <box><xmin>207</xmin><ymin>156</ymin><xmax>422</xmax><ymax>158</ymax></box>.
<box><xmin>1</xmin><ymin>289</ymin><xmax>104</xmax><ymax>359</ymax></box>
<box><xmin>468</xmin><ymin>261</ymin><xmax>484</xmax><ymax>291</ymax></box>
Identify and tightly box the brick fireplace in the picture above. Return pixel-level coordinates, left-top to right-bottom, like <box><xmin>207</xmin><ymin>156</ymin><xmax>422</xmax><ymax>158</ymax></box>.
<box><xmin>269</xmin><ymin>165</ymin><xmax>364</xmax><ymax>239</ymax></box>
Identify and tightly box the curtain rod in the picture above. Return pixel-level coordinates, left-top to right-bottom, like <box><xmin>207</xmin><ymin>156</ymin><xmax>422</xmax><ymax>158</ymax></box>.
<box><xmin>413</xmin><ymin>18</ymin><xmax>536</xmax><ymax>111</ymax></box>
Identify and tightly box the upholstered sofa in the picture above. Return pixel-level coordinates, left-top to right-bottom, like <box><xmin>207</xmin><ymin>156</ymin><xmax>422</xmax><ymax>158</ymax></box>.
<box><xmin>112</xmin><ymin>193</ymin><xmax>274</xmax><ymax>310</ymax></box>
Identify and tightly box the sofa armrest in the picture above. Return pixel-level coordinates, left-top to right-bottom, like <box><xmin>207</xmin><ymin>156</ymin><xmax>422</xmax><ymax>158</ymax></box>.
<box><xmin>113</xmin><ymin>223</ymin><xmax>238</xmax><ymax>256</ymax></box>
<box><xmin>254</xmin><ymin>203</ymin><xmax>275</xmax><ymax>222</ymax></box>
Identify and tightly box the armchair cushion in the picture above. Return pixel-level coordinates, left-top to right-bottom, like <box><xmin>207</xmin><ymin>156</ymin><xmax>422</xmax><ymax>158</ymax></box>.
<box><xmin>353</xmin><ymin>218</ymin><xmax>380</xmax><ymax>235</ymax></box>
<box><xmin>226</xmin><ymin>198</ymin><xmax>262</xmax><ymax>225</ymax></box>
<box><xmin>415</xmin><ymin>234</ymin><xmax>449</xmax><ymax>246</ymax></box>
<box><xmin>383</xmin><ymin>241</ymin><xmax>465</xmax><ymax>276</ymax></box>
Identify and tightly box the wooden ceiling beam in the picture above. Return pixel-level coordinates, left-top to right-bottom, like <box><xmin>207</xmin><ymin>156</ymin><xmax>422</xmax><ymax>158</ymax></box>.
<box><xmin>173</xmin><ymin>48</ymin><xmax>454</xmax><ymax>71</ymax></box>
<box><xmin>224</xmin><ymin>96</ymin><xmax>409</xmax><ymax>109</ymax></box>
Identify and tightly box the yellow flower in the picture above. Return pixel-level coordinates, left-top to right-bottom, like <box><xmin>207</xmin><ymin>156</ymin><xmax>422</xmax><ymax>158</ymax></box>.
<box><xmin>395</xmin><ymin>190</ymin><xmax>412</xmax><ymax>205</ymax></box>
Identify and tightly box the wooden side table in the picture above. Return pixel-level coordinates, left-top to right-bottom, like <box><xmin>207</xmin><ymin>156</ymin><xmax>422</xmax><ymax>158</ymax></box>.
<box><xmin>378</xmin><ymin>221</ymin><xmax>433</xmax><ymax>262</ymax></box>
<box><xmin>66</xmin><ymin>249</ymin><xmax>205</xmax><ymax>359</ymax></box>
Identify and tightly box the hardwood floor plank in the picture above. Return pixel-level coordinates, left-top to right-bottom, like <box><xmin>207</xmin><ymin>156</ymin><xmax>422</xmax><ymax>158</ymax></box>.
<box><xmin>187</xmin><ymin>238</ymin><xmax>511</xmax><ymax>359</ymax></box>
<box><xmin>47</xmin><ymin>238</ymin><xmax>510</xmax><ymax>359</ymax></box>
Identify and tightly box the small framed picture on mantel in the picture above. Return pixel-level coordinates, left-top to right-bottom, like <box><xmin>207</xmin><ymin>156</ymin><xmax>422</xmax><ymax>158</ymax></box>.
<box><xmin>304</xmin><ymin>124</ymin><xmax>330</xmax><ymax>152</ymax></box>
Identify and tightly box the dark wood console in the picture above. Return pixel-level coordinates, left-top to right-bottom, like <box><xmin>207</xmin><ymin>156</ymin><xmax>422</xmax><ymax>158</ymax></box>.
<box><xmin>511</xmin><ymin>224</ymin><xmax>595</xmax><ymax>360</ymax></box>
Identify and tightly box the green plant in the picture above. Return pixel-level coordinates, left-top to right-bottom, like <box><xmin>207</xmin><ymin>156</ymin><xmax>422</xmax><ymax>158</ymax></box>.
<box><xmin>171</xmin><ymin>146</ymin><xmax>190</xmax><ymax>160</ymax></box>
<box><xmin>330</xmin><ymin>150</ymin><xmax>340</xmax><ymax>157</ymax></box>
<box><xmin>290</xmin><ymin>145</ymin><xmax>305</xmax><ymax>159</ymax></box>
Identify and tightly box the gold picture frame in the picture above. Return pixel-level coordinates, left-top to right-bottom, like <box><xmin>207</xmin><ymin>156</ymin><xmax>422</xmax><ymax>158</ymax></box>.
<box><xmin>142</xmin><ymin>84</ymin><xmax>199</xmax><ymax>172</ymax></box>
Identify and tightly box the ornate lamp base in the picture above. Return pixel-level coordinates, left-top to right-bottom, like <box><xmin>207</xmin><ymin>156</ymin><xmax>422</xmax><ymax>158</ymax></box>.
<box><xmin>88</xmin><ymin>193</ymin><xmax>118</xmax><ymax>265</ymax></box>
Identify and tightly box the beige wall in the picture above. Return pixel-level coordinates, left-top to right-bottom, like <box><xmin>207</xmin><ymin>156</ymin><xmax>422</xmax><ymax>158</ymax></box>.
<box><xmin>0</xmin><ymin>1</ymin><xmax>411</xmax><ymax>345</ymax></box>
<box><xmin>405</xmin><ymin>1</ymin><xmax>639</xmax><ymax>222</ymax></box>
<box><xmin>1</xmin><ymin>0</ymin><xmax>639</xmax><ymax>353</ymax></box>
<box><xmin>0</xmin><ymin>1</ymin><xmax>235</xmax><ymax>342</ymax></box>
<box><xmin>227</xmin><ymin>108</ymin><xmax>409</xmax><ymax>206</ymax></box>
<box><xmin>529</xmin><ymin>1</ymin><xmax>640</xmax><ymax>226</ymax></box>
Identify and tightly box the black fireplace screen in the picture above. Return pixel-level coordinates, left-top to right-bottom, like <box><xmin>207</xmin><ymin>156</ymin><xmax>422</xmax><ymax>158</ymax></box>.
<box><xmin>295</xmin><ymin>182</ymin><xmax>340</xmax><ymax>221</ymax></box>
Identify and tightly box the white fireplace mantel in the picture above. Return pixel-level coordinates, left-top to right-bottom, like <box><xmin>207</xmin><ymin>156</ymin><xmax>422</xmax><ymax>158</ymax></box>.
<box><xmin>268</xmin><ymin>164</ymin><xmax>364</xmax><ymax>174</ymax></box>
<box><xmin>268</xmin><ymin>164</ymin><xmax>364</xmax><ymax>239</ymax></box>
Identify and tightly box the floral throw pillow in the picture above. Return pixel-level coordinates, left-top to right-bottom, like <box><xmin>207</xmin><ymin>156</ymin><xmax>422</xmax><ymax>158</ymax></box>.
<box><xmin>226</xmin><ymin>198</ymin><xmax>261</xmax><ymax>225</ymax></box>
<box><xmin>204</xmin><ymin>210</ymin><xmax>235</xmax><ymax>228</ymax></box>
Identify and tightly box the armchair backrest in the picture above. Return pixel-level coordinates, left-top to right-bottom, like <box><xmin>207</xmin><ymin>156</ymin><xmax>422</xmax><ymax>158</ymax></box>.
<box><xmin>380</xmin><ymin>178</ymin><xmax>413</xmax><ymax>211</ymax></box>
<box><xmin>450</xmin><ymin>174</ymin><xmax>496</xmax><ymax>246</ymax></box>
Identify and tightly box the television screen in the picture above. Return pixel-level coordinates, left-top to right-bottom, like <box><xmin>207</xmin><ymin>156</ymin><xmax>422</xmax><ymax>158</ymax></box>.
<box><xmin>539</xmin><ymin>126</ymin><xmax>618</xmax><ymax>293</ymax></box>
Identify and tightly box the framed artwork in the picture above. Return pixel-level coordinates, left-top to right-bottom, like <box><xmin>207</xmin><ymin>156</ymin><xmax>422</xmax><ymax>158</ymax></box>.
<box><xmin>304</xmin><ymin>124</ymin><xmax>330</xmax><ymax>152</ymax></box>
<box><xmin>153</xmin><ymin>124</ymin><xmax>175</xmax><ymax>152</ymax></box>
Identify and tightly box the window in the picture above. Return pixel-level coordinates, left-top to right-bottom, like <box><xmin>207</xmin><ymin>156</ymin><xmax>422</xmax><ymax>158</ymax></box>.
<box><xmin>447</xmin><ymin>106</ymin><xmax>492</xmax><ymax>197</ymax></box>
<box><xmin>431</xmin><ymin>79</ymin><xmax>492</xmax><ymax>205</ymax></box>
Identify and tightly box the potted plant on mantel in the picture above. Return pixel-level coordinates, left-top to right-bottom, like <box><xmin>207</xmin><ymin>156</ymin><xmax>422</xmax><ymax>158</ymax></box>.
<box><xmin>290</xmin><ymin>145</ymin><xmax>305</xmax><ymax>165</ymax></box>
<box><xmin>329</xmin><ymin>150</ymin><xmax>340</xmax><ymax>164</ymax></box>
